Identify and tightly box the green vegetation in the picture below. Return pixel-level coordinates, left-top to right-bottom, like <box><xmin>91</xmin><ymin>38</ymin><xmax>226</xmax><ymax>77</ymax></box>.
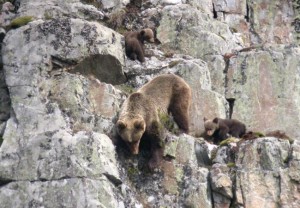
<box><xmin>127</xmin><ymin>166</ymin><xmax>139</xmax><ymax>177</ymax></box>
<box><xmin>10</xmin><ymin>16</ymin><xmax>33</xmax><ymax>28</ymax></box>
<box><xmin>210</xmin><ymin>148</ymin><xmax>218</xmax><ymax>161</ymax></box>
<box><xmin>158</xmin><ymin>111</ymin><xmax>179</xmax><ymax>134</ymax></box>
<box><xmin>116</xmin><ymin>84</ymin><xmax>135</xmax><ymax>95</ymax></box>
<box><xmin>227</xmin><ymin>162</ymin><xmax>236</xmax><ymax>168</ymax></box>
<box><xmin>107</xmin><ymin>8</ymin><xmax>127</xmax><ymax>32</ymax></box>
<box><xmin>44</xmin><ymin>12</ymin><xmax>53</xmax><ymax>20</ymax></box>
<box><xmin>168</xmin><ymin>60</ymin><xmax>181</xmax><ymax>68</ymax></box>
<box><xmin>219</xmin><ymin>137</ymin><xmax>240</xmax><ymax>146</ymax></box>
<box><xmin>0</xmin><ymin>136</ymin><xmax>3</xmax><ymax>146</ymax></box>
<box><xmin>253</xmin><ymin>132</ymin><xmax>265</xmax><ymax>137</ymax></box>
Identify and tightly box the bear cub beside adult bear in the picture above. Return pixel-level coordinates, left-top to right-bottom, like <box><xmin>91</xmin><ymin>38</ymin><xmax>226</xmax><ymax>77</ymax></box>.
<box><xmin>203</xmin><ymin>117</ymin><xmax>246</xmax><ymax>144</ymax></box>
<box><xmin>125</xmin><ymin>28</ymin><xmax>155</xmax><ymax>62</ymax></box>
<box><xmin>116</xmin><ymin>74</ymin><xmax>191</xmax><ymax>170</ymax></box>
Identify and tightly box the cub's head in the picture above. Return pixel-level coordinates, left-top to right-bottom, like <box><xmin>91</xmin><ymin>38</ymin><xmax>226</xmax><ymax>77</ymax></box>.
<box><xmin>116</xmin><ymin>116</ymin><xmax>146</xmax><ymax>155</ymax></box>
<box><xmin>140</xmin><ymin>28</ymin><xmax>155</xmax><ymax>43</ymax></box>
<box><xmin>203</xmin><ymin>117</ymin><xmax>219</xmax><ymax>136</ymax></box>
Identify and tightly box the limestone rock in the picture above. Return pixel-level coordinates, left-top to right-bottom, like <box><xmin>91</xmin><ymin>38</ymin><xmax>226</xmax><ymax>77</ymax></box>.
<box><xmin>226</xmin><ymin>45</ymin><xmax>300</xmax><ymax>139</ymax></box>
<box><xmin>157</xmin><ymin>4</ymin><xmax>243</xmax><ymax>61</ymax></box>
<box><xmin>16</xmin><ymin>0</ymin><xmax>104</xmax><ymax>21</ymax></box>
<box><xmin>235</xmin><ymin>137</ymin><xmax>300</xmax><ymax>207</ymax></box>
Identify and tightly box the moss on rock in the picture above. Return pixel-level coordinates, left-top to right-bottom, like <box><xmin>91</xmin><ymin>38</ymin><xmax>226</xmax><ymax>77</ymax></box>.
<box><xmin>10</xmin><ymin>16</ymin><xmax>33</xmax><ymax>28</ymax></box>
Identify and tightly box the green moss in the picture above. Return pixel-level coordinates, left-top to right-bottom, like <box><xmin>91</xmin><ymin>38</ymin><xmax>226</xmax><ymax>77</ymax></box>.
<box><xmin>210</xmin><ymin>148</ymin><xmax>218</xmax><ymax>160</ymax></box>
<box><xmin>44</xmin><ymin>12</ymin><xmax>53</xmax><ymax>20</ymax></box>
<box><xmin>127</xmin><ymin>166</ymin><xmax>139</xmax><ymax>176</ymax></box>
<box><xmin>158</xmin><ymin>111</ymin><xmax>179</xmax><ymax>134</ymax></box>
<box><xmin>254</xmin><ymin>132</ymin><xmax>265</xmax><ymax>137</ymax></box>
<box><xmin>227</xmin><ymin>162</ymin><xmax>236</xmax><ymax>168</ymax></box>
<box><xmin>116</xmin><ymin>84</ymin><xmax>136</xmax><ymax>95</ymax></box>
<box><xmin>168</xmin><ymin>60</ymin><xmax>181</xmax><ymax>68</ymax></box>
<box><xmin>10</xmin><ymin>16</ymin><xmax>33</xmax><ymax>28</ymax></box>
<box><xmin>219</xmin><ymin>137</ymin><xmax>240</xmax><ymax>146</ymax></box>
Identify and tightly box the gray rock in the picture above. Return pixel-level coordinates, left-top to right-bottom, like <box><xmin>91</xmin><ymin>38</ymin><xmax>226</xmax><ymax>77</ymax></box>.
<box><xmin>0</xmin><ymin>177</ymin><xmax>118</xmax><ymax>208</ymax></box>
<box><xmin>227</xmin><ymin>46</ymin><xmax>300</xmax><ymax>140</ymax></box>
<box><xmin>16</xmin><ymin>0</ymin><xmax>104</xmax><ymax>21</ymax></box>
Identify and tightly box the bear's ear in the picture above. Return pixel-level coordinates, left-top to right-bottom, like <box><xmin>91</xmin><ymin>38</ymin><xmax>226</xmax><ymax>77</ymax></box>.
<box><xmin>134</xmin><ymin>120</ymin><xmax>145</xmax><ymax>130</ymax></box>
<box><xmin>203</xmin><ymin>117</ymin><xmax>208</xmax><ymax>122</ymax></box>
<box><xmin>212</xmin><ymin>118</ymin><xmax>219</xmax><ymax>124</ymax></box>
<box><xmin>117</xmin><ymin>120</ymin><xmax>127</xmax><ymax>130</ymax></box>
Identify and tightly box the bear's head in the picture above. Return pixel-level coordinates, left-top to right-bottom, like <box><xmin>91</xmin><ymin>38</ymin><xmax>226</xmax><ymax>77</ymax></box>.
<box><xmin>140</xmin><ymin>28</ymin><xmax>155</xmax><ymax>43</ymax></box>
<box><xmin>203</xmin><ymin>117</ymin><xmax>219</xmax><ymax>136</ymax></box>
<box><xmin>116</xmin><ymin>115</ymin><xmax>146</xmax><ymax>154</ymax></box>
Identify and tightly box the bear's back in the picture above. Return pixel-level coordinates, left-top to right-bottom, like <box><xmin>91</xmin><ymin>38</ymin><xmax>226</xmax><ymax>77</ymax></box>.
<box><xmin>137</xmin><ymin>74</ymin><xmax>189</xmax><ymax>111</ymax></box>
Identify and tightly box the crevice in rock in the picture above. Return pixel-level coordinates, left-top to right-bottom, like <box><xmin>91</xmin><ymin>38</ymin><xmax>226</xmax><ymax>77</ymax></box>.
<box><xmin>51</xmin><ymin>55</ymin><xmax>78</xmax><ymax>70</ymax></box>
<box><xmin>226</xmin><ymin>98</ymin><xmax>235</xmax><ymax>119</ymax></box>
<box><xmin>0</xmin><ymin>39</ymin><xmax>12</xmax><ymax>147</ymax></box>
<box><xmin>245</xmin><ymin>3</ymin><xmax>250</xmax><ymax>22</ymax></box>
<box><xmin>223</xmin><ymin>58</ymin><xmax>234</xmax><ymax>119</ymax></box>
<box><xmin>212</xmin><ymin>4</ymin><xmax>218</xmax><ymax>19</ymax></box>
<box><xmin>246</xmin><ymin>2</ymin><xmax>263</xmax><ymax>44</ymax></box>
<box><xmin>0</xmin><ymin>178</ymin><xmax>14</xmax><ymax>187</ymax></box>
<box><xmin>208</xmin><ymin>171</ymin><xmax>215</xmax><ymax>208</ymax></box>
<box><xmin>103</xmin><ymin>173</ymin><xmax>122</xmax><ymax>186</ymax></box>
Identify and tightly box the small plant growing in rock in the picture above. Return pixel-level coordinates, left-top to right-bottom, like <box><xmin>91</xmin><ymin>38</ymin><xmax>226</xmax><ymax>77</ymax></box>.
<box><xmin>106</xmin><ymin>8</ymin><xmax>127</xmax><ymax>32</ymax></box>
<box><xmin>158</xmin><ymin>111</ymin><xmax>179</xmax><ymax>134</ymax></box>
<box><xmin>210</xmin><ymin>148</ymin><xmax>218</xmax><ymax>161</ymax></box>
<box><xmin>44</xmin><ymin>12</ymin><xmax>53</xmax><ymax>20</ymax></box>
<box><xmin>116</xmin><ymin>84</ymin><xmax>136</xmax><ymax>95</ymax></box>
<box><xmin>168</xmin><ymin>60</ymin><xmax>181</xmax><ymax>68</ymax></box>
<box><xmin>227</xmin><ymin>162</ymin><xmax>236</xmax><ymax>168</ymax></box>
<box><xmin>219</xmin><ymin>137</ymin><xmax>240</xmax><ymax>146</ymax></box>
<box><xmin>9</xmin><ymin>16</ymin><xmax>33</xmax><ymax>28</ymax></box>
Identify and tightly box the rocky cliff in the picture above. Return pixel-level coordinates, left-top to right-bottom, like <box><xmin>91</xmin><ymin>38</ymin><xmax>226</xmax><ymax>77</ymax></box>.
<box><xmin>0</xmin><ymin>0</ymin><xmax>299</xmax><ymax>207</ymax></box>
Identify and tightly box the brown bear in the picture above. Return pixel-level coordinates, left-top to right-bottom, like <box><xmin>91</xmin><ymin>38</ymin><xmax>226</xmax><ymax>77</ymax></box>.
<box><xmin>125</xmin><ymin>28</ymin><xmax>155</xmax><ymax>62</ymax></box>
<box><xmin>203</xmin><ymin>117</ymin><xmax>246</xmax><ymax>144</ymax></box>
<box><xmin>116</xmin><ymin>74</ymin><xmax>191</xmax><ymax>169</ymax></box>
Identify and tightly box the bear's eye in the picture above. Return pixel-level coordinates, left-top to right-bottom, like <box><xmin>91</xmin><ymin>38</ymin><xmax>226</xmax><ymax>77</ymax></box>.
<box><xmin>117</xmin><ymin>121</ymin><xmax>127</xmax><ymax>130</ymax></box>
<box><xmin>134</xmin><ymin>121</ymin><xmax>144</xmax><ymax>130</ymax></box>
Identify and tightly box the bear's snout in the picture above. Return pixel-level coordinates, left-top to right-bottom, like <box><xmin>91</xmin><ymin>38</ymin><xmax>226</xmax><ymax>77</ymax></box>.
<box><xmin>127</xmin><ymin>140</ymin><xmax>140</xmax><ymax>155</ymax></box>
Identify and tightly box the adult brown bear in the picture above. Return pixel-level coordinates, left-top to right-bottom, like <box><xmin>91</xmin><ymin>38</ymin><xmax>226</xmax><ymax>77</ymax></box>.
<box><xmin>116</xmin><ymin>74</ymin><xmax>191</xmax><ymax>169</ymax></box>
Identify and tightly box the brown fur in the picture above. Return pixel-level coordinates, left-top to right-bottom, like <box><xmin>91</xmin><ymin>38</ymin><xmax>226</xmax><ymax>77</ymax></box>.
<box><xmin>203</xmin><ymin>117</ymin><xmax>246</xmax><ymax>144</ymax></box>
<box><xmin>241</xmin><ymin>131</ymin><xmax>264</xmax><ymax>141</ymax></box>
<box><xmin>265</xmin><ymin>130</ymin><xmax>291</xmax><ymax>140</ymax></box>
<box><xmin>125</xmin><ymin>28</ymin><xmax>155</xmax><ymax>62</ymax></box>
<box><xmin>116</xmin><ymin>74</ymin><xmax>191</xmax><ymax>169</ymax></box>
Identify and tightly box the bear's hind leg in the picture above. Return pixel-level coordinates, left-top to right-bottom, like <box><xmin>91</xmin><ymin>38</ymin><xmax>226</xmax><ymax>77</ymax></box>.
<box><xmin>169</xmin><ymin>86</ymin><xmax>191</xmax><ymax>133</ymax></box>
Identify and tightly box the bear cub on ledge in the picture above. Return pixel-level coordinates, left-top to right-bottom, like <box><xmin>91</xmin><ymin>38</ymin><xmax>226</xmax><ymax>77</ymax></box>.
<box><xmin>204</xmin><ymin>117</ymin><xmax>246</xmax><ymax>144</ymax></box>
<box><xmin>116</xmin><ymin>74</ymin><xmax>191</xmax><ymax>170</ymax></box>
<box><xmin>125</xmin><ymin>28</ymin><xmax>155</xmax><ymax>62</ymax></box>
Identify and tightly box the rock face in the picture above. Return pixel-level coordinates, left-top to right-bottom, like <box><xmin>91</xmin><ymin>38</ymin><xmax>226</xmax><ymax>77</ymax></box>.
<box><xmin>0</xmin><ymin>0</ymin><xmax>300</xmax><ymax>207</ymax></box>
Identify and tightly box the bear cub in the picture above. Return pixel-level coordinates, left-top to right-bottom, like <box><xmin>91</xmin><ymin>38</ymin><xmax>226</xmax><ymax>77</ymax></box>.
<box><xmin>203</xmin><ymin>117</ymin><xmax>246</xmax><ymax>144</ymax></box>
<box><xmin>116</xmin><ymin>74</ymin><xmax>191</xmax><ymax>170</ymax></box>
<box><xmin>125</xmin><ymin>28</ymin><xmax>155</xmax><ymax>62</ymax></box>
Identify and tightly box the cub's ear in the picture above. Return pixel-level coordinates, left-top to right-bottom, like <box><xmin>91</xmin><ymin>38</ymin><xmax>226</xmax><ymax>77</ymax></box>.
<box><xmin>117</xmin><ymin>120</ymin><xmax>127</xmax><ymax>130</ymax></box>
<box><xmin>134</xmin><ymin>120</ymin><xmax>145</xmax><ymax>130</ymax></box>
<box><xmin>212</xmin><ymin>118</ymin><xmax>219</xmax><ymax>124</ymax></box>
<box><xmin>203</xmin><ymin>117</ymin><xmax>208</xmax><ymax>122</ymax></box>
